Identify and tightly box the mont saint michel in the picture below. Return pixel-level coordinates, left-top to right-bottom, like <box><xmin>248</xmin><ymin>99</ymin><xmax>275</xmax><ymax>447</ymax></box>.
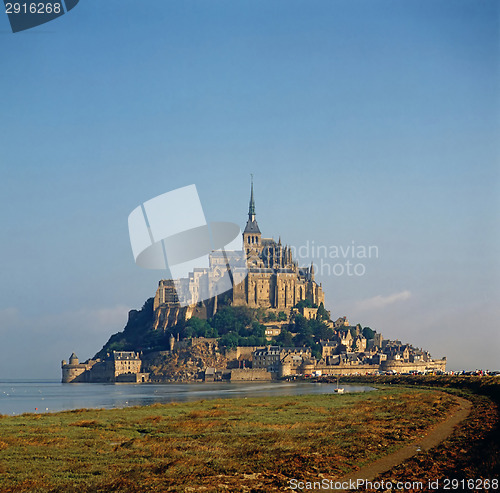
<box><xmin>62</xmin><ymin>182</ymin><xmax>446</xmax><ymax>383</ymax></box>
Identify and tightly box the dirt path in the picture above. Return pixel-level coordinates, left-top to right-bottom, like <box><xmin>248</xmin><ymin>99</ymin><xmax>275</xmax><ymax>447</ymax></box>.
<box><xmin>331</xmin><ymin>394</ymin><xmax>472</xmax><ymax>491</ymax></box>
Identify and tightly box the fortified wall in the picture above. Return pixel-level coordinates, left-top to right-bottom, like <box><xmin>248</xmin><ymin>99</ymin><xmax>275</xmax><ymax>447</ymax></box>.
<box><xmin>61</xmin><ymin>351</ymin><xmax>149</xmax><ymax>383</ymax></box>
<box><xmin>230</xmin><ymin>368</ymin><xmax>273</xmax><ymax>381</ymax></box>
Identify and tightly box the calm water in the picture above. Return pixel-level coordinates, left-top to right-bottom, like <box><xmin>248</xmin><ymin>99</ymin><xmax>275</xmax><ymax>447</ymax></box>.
<box><xmin>0</xmin><ymin>380</ymin><xmax>376</xmax><ymax>415</ymax></box>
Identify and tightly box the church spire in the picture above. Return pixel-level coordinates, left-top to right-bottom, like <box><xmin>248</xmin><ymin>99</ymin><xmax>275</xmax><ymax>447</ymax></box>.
<box><xmin>249</xmin><ymin>174</ymin><xmax>256</xmax><ymax>221</ymax></box>
<box><xmin>243</xmin><ymin>174</ymin><xmax>261</xmax><ymax>235</ymax></box>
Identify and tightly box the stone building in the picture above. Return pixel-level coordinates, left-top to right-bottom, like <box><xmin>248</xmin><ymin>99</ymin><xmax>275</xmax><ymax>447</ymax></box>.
<box><xmin>253</xmin><ymin>346</ymin><xmax>282</xmax><ymax>372</ymax></box>
<box><xmin>109</xmin><ymin>351</ymin><xmax>142</xmax><ymax>379</ymax></box>
<box><xmin>264</xmin><ymin>325</ymin><xmax>284</xmax><ymax>340</ymax></box>
<box><xmin>153</xmin><ymin>180</ymin><xmax>325</xmax><ymax>331</ymax></box>
<box><xmin>353</xmin><ymin>335</ymin><xmax>367</xmax><ymax>352</ymax></box>
<box><xmin>338</xmin><ymin>329</ymin><xmax>353</xmax><ymax>350</ymax></box>
<box><xmin>253</xmin><ymin>346</ymin><xmax>312</xmax><ymax>376</ymax></box>
<box><xmin>320</xmin><ymin>341</ymin><xmax>339</xmax><ymax>359</ymax></box>
<box><xmin>62</xmin><ymin>351</ymin><xmax>149</xmax><ymax>383</ymax></box>
<box><xmin>61</xmin><ymin>353</ymin><xmax>95</xmax><ymax>383</ymax></box>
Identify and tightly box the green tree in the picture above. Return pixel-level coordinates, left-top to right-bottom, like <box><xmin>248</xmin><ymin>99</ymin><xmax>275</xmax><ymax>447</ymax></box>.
<box><xmin>233</xmin><ymin>306</ymin><xmax>255</xmax><ymax>329</ymax></box>
<box><xmin>142</xmin><ymin>329</ymin><xmax>164</xmax><ymax>349</ymax></box>
<box><xmin>316</xmin><ymin>302</ymin><xmax>330</xmax><ymax>321</ymax></box>
<box><xmin>308</xmin><ymin>319</ymin><xmax>334</xmax><ymax>340</ymax></box>
<box><xmin>276</xmin><ymin>329</ymin><xmax>294</xmax><ymax>347</ymax></box>
<box><xmin>311</xmin><ymin>342</ymin><xmax>322</xmax><ymax>360</ymax></box>
<box><xmin>277</xmin><ymin>311</ymin><xmax>287</xmax><ymax>321</ymax></box>
<box><xmin>186</xmin><ymin>317</ymin><xmax>212</xmax><ymax>337</ymax></box>
<box><xmin>362</xmin><ymin>327</ymin><xmax>375</xmax><ymax>339</ymax></box>
<box><xmin>219</xmin><ymin>332</ymin><xmax>239</xmax><ymax>348</ymax></box>
<box><xmin>292</xmin><ymin>314</ymin><xmax>309</xmax><ymax>335</ymax></box>
<box><xmin>295</xmin><ymin>299</ymin><xmax>314</xmax><ymax>309</ymax></box>
<box><xmin>107</xmin><ymin>340</ymin><xmax>127</xmax><ymax>352</ymax></box>
<box><xmin>251</xmin><ymin>321</ymin><xmax>265</xmax><ymax>339</ymax></box>
<box><xmin>211</xmin><ymin>307</ymin><xmax>237</xmax><ymax>335</ymax></box>
<box><xmin>204</xmin><ymin>326</ymin><xmax>219</xmax><ymax>338</ymax></box>
<box><xmin>183</xmin><ymin>325</ymin><xmax>195</xmax><ymax>339</ymax></box>
<box><xmin>293</xmin><ymin>332</ymin><xmax>315</xmax><ymax>348</ymax></box>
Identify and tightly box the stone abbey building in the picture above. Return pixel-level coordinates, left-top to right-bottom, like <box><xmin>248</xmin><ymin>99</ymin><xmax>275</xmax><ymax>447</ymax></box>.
<box><xmin>62</xmin><ymin>181</ymin><xmax>446</xmax><ymax>383</ymax></box>
<box><xmin>153</xmin><ymin>181</ymin><xmax>325</xmax><ymax>330</ymax></box>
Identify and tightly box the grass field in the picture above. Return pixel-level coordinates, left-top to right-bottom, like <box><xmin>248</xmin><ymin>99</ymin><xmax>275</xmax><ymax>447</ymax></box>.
<box><xmin>336</xmin><ymin>375</ymin><xmax>500</xmax><ymax>490</ymax></box>
<box><xmin>0</xmin><ymin>387</ymin><xmax>456</xmax><ymax>492</ymax></box>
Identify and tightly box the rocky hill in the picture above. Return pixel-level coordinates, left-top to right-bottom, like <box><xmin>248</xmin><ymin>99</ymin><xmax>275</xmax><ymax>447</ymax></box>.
<box><xmin>142</xmin><ymin>341</ymin><xmax>229</xmax><ymax>382</ymax></box>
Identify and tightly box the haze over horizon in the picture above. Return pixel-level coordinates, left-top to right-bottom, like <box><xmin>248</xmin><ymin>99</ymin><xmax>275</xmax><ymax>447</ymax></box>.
<box><xmin>0</xmin><ymin>0</ymin><xmax>498</xmax><ymax>378</ymax></box>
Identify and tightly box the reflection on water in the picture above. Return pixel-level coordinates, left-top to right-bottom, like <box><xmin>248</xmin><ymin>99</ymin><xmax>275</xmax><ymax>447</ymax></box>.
<box><xmin>0</xmin><ymin>380</ymin><xmax>375</xmax><ymax>416</ymax></box>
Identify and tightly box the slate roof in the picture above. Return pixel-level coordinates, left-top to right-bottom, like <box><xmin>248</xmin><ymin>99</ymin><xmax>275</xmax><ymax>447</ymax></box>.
<box><xmin>244</xmin><ymin>219</ymin><xmax>261</xmax><ymax>234</ymax></box>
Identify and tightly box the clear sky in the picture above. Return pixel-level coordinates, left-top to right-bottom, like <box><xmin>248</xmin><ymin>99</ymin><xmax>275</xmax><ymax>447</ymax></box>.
<box><xmin>0</xmin><ymin>0</ymin><xmax>498</xmax><ymax>378</ymax></box>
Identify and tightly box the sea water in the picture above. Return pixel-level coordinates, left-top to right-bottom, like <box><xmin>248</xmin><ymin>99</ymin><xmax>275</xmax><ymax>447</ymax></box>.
<box><xmin>0</xmin><ymin>380</ymin><xmax>375</xmax><ymax>415</ymax></box>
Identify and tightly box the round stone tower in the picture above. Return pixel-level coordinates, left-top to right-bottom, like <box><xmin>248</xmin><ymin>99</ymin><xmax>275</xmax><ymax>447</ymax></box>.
<box><xmin>278</xmin><ymin>362</ymin><xmax>292</xmax><ymax>378</ymax></box>
<box><xmin>62</xmin><ymin>353</ymin><xmax>86</xmax><ymax>383</ymax></box>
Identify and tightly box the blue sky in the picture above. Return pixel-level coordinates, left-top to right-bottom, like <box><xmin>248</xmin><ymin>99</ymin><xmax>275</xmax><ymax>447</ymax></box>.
<box><xmin>0</xmin><ymin>0</ymin><xmax>498</xmax><ymax>378</ymax></box>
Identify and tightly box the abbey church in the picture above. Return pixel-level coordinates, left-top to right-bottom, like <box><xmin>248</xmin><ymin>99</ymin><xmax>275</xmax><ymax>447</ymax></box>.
<box><xmin>153</xmin><ymin>181</ymin><xmax>325</xmax><ymax>329</ymax></box>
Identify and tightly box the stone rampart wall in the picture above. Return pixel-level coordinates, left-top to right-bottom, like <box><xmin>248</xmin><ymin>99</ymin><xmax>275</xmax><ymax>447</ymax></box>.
<box><xmin>230</xmin><ymin>369</ymin><xmax>273</xmax><ymax>381</ymax></box>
